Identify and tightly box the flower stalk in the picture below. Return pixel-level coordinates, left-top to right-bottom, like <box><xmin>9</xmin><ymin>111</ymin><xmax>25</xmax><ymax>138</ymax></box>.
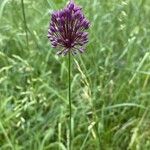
<box><xmin>68</xmin><ymin>51</ymin><xmax>72</xmax><ymax>150</ymax></box>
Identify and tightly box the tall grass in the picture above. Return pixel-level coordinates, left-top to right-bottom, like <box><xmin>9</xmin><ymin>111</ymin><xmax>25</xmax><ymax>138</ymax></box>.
<box><xmin>0</xmin><ymin>0</ymin><xmax>150</xmax><ymax>149</ymax></box>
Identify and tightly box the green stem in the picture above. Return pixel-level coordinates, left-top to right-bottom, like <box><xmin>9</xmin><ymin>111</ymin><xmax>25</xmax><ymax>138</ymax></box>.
<box><xmin>21</xmin><ymin>0</ymin><xmax>29</xmax><ymax>49</ymax></box>
<box><xmin>68</xmin><ymin>51</ymin><xmax>72</xmax><ymax>150</ymax></box>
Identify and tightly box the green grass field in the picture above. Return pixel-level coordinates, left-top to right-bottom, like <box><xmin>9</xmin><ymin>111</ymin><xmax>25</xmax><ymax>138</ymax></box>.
<box><xmin>0</xmin><ymin>0</ymin><xmax>150</xmax><ymax>149</ymax></box>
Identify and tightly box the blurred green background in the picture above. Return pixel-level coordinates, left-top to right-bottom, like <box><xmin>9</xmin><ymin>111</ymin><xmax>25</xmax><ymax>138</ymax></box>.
<box><xmin>0</xmin><ymin>0</ymin><xmax>150</xmax><ymax>149</ymax></box>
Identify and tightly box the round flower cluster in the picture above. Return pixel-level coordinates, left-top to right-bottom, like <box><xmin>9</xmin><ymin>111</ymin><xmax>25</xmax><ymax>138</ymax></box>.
<box><xmin>48</xmin><ymin>1</ymin><xmax>90</xmax><ymax>55</ymax></box>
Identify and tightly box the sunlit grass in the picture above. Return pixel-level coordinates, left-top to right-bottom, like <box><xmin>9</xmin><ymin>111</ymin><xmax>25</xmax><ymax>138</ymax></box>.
<box><xmin>0</xmin><ymin>0</ymin><xmax>150</xmax><ymax>149</ymax></box>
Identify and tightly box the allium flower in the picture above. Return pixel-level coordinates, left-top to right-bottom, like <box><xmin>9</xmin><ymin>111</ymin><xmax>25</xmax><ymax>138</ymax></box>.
<box><xmin>48</xmin><ymin>1</ymin><xmax>90</xmax><ymax>55</ymax></box>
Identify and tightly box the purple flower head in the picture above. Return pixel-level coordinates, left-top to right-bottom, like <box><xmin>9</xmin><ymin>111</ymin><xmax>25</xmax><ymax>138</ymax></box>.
<box><xmin>48</xmin><ymin>1</ymin><xmax>90</xmax><ymax>55</ymax></box>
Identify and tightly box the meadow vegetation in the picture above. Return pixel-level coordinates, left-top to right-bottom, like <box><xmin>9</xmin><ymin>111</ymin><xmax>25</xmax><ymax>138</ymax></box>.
<box><xmin>0</xmin><ymin>0</ymin><xmax>150</xmax><ymax>149</ymax></box>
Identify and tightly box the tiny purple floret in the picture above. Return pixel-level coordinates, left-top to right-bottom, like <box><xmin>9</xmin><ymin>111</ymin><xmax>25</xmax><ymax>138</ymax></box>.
<box><xmin>48</xmin><ymin>1</ymin><xmax>90</xmax><ymax>55</ymax></box>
